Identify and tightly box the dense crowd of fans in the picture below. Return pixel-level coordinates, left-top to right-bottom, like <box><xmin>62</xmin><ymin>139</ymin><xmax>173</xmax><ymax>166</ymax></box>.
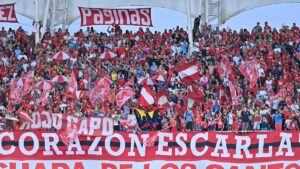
<box><xmin>0</xmin><ymin>21</ymin><xmax>300</xmax><ymax>132</ymax></box>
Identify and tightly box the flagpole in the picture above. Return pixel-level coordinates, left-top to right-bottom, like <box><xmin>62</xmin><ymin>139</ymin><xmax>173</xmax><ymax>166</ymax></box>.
<box><xmin>34</xmin><ymin>0</ymin><xmax>40</xmax><ymax>44</ymax></box>
<box><xmin>41</xmin><ymin>0</ymin><xmax>50</xmax><ymax>40</ymax></box>
<box><xmin>186</xmin><ymin>0</ymin><xmax>193</xmax><ymax>56</ymax></box>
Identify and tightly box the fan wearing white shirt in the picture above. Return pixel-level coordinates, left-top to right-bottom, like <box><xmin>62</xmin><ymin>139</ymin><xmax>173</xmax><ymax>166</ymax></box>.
<box><xmin>260</xmin><ymin>104</ymin><xmax>270</xmax><ymax>116</ymax></box>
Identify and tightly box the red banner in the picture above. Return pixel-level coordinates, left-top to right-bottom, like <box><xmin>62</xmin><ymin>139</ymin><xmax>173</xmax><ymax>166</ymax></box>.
<box><xmin>1</xmin><ymin>131</ymin><xmax>300</xmax><ymax>163</ymax></box>
<box><xmin>79</xmin><ymin>7</ymin><xmax>153</xmax><ymax>26</ymax></box>
<box><xmin>0</xmin><ymin>3</ymin><xmax>18</xmax><ymax>23</ymax></box>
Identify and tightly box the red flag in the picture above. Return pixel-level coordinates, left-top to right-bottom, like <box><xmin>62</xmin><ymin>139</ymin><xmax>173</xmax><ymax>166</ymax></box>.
<box><xmin>139</xmin><ymin>85</ymin><xmax>155</xmax><ymax>107</ymax></box>
<box><xmin>143</xmin><ymin>132</ymin><xmax>159</xmax><ymax>147</ymax></box>
<box><xmin>141</xmin><ymin>78</ymin><xmax>156</xmax><ymax>86</ymax></box>
<box><xmin>97</xmin><ymin>77</ymin><xmax>112</xmax><ymax>87</ymax></box>
<box><xmin>120</xmin><ymin>120</ymin><xmax>128</xmax><ymax>128</ymax></box>
<box><xmin>67</xmin><ymin>90</ymin><xmax>84</xmax><ymax>100</ymax></box>
<box><xmin>229</xmin><ymin>81</ymin><xmax>239</xmax><ymax>106</ymax></box>
<box><xmin>101</xmin><ymin>106</ymin><xmax>109</xmax><ymax>115</ymax></box>
<box><xmin>36</xmin><ymin>80</ymin><xmax>54</xmax><ymax>90</ymax></box>
<box><xmin>23</xmin><ymin>71</ymin><xmax>34</xmax><ymax>96</ymax></box>
<box><xmin>66</xmin><ymin>71</ymin><xmax>85</xmax><ymax>100</ymax></box>
<box><xmin>9</xmin><ymin>79</ymin><xmax>23</xmax><ymax>103</ymax></box>
<box><xmin>116</xmin><ymin>87</ymin><xmax>136</xmax><ymax>107</ymax></box>
<box><xmin>39</xmin><ymin>81</ymin><xmax>53</xmax><ymax>108</ymax></box>
<box><xmin>187</xmin><ymin>85</ymin><xmax>205</xmax><ymax>103</ymax></box>
<box><xmin>59</xmin><ymin>122</ymin><xmax>78</xmax><ymax>146</ymax></box>
<box><xmin>239</xmin><ymin>59</ymin><xmax>259</xmax><ymax>88</ymax></box>
<box><xmin>219</xmin><ymin>85</ymin><xmax>229</xmax><ymax>104</ymax></box>
<box><xmin>286</xmin><ymin>96</ymin><xmax>293</xmax><ymax>107</ymax></box>
<box><xmin>175</xmin><ymin>62</ymin><xmax>200</xmax><ymax>83</ymax></box>
<box><xmin>89</xmin><ymin>82</ymin><xmax>112</xmax><ymax>106</ymax></box>
<box><xmin>124</xmin><ymin>76</ymin><xmax>134</xmax><ymax>87</ymax></box>
<box><xmin>17</xmin><ymin>107</ymin><xmax>33</xmax><ymax>123</ymax></box>
<box><xmin>74</xmin><ymin>90</ymin><xmax>84</xmax><ymax>100</ymax></box>
<box><xmin>140</xmin><ymin>122</ymin><xmax>151</xmax><ymax>129</ymax></box>
<box><xmin>277</xmin><ymin>88</ymin><xmax>287</xmax><ymax>98</ymax></box>
<box><xmin>152</xmin><ymin>74</ymin><xmax>166</xmax><ymax>82</ymax></box>
<box><xmin>67</xmin><ymin>71</ymin><xmax>78</xmax><ymax>93</ymax></box>
<box><xmin>217</xmin><ymin>57</ymin><xmax>232</xmax><ymax>78</ymax></box>
<box><xmin>270</xmin><ymin>87</ymin><xmax>288</xmax><ymax>104</ymax></box>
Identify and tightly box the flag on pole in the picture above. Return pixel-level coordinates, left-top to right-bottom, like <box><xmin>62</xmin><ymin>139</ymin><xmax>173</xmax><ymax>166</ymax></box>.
<box><xmin>239</xmin><ymin>59</ymin><xmax>259</xmax><ymax>88</ymax></box>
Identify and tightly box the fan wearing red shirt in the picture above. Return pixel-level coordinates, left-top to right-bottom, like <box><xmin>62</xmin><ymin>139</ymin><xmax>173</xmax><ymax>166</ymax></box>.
<box><xmin>118</xmin><ymin>76</ymin><xmax>126</xmax><ymax>87</ymax></box>
<box><xmin>233</xmin><ymin>119</ymin><xmax>240</xmax><ymax>133</ymax></box>
<box><xmin>136</xmin><ymin>27</ymin><xmax>144</xmax><ymax>38</ymax></box>
<box><xmin>291</xmin><ymin>119</ymin><xmax>299</xmax><ymax>131</ymax></box>
<box><xmin>169</xmin><ymin>116</ymin><xmax>177</xmax><ymax>132</ymax></box>
<box><xmin>216</xmin><ymin>119</ymin><xmax>224</xmax><ymax>131</ymax></box>
<box><xmin>292</xmin><ymin>23</ymin><xmax>300</xmax><ymax>32</ymax></box>
<box><xmin>263</xmin><ymin>22</ymin><xmax>272</xmax><ymax>33</ymax></box>
<box><xmin>209</xmin><ymin>46</ymin><xmax>216</xmax><ymax>57</ymax></box>
<box><xmin>201</xmin><ymin>120</ymin><xmax>208</xmax><ymax>131</ymax></box>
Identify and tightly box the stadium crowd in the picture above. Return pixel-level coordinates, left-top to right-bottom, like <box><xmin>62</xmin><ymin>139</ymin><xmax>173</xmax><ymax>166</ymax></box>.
<box><xmin>0</xmin><ymin>21</ymin><xmax>300</xmax><ymax>133</ymax></box>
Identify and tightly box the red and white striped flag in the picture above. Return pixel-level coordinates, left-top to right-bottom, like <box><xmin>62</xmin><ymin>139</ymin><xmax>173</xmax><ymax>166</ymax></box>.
<box><xmin>175</xmin><ymin>62</ymin><xmax>200</xmax><ymax>83</ymax></box>
<box><xmin>229</xmin><ymin>81</ymin><xmax>239</xmax><ymax>106</ymax></box>
<box><xmin>139</xmin><ymin>85</ymin><xmax>155</xmax><ymax>107</ymax></box>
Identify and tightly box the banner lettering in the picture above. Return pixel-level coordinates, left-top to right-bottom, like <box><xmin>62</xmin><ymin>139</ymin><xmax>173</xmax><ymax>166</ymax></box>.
<box><xmin>79</xmin><ymin>7</ymin><xmax>153</xmax><ymax>26</ymax></box>
<box><xmin>1</xmin><ymin>131</ymin><xmax>300</xmax><ymax>165</ymax></box>
<box><xmin>18</xmin><ymin>111</ymin><xmax>114</xmax><ymax>136</ymax></box>
<box><xmin>0</xmin><ymin>3</ymin><xmax>18</xmax><ymax>23</ymax></box>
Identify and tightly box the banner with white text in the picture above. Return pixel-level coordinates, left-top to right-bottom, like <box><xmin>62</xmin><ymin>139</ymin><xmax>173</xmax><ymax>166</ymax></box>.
<box><xmin>18</xmin><ymin>111</ymin><xmax>114</xmax><ymax>137</ymax></box>
<box><xmin>0</xmin><ymin>3</ymin><xmax>18</xmax><ymax>23</ymax></box>
<box><xmin>1</xmin><ymin>131</ymin><xmax>300</xmax><ymax>169</ymax></box>
<box><xmin>78</xmin><ymin>7</ymin><xmax>153</xmax><ymax>26</ymax></box>
<box><xmin>1</xmin><ymin>160</ymin><xmax>300</xmax><ymax>169</ymax></box>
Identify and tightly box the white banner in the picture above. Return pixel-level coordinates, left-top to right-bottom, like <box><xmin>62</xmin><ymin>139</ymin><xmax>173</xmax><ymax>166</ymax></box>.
<box><xmin>1</xmin><ymin>160</ymin><xmax>299</xmax><ymax>169</ymax></box>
